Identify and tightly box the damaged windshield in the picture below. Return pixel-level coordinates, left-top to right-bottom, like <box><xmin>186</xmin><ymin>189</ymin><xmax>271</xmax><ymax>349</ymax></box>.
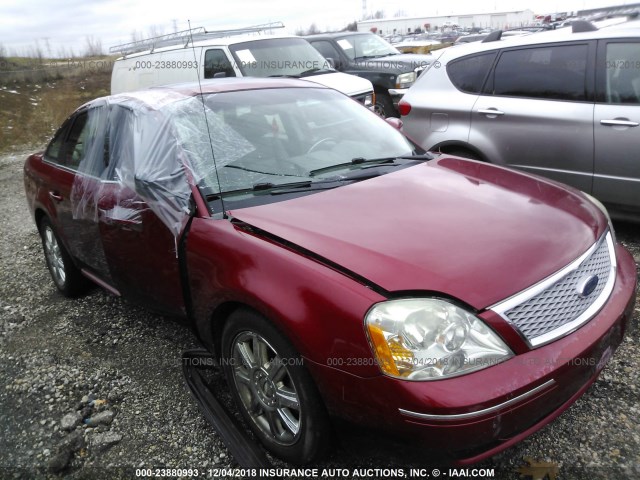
<box><xmin>167</xmin><ymin>87</ymin><xmax>417</xmax><ymax>198</ymax></box>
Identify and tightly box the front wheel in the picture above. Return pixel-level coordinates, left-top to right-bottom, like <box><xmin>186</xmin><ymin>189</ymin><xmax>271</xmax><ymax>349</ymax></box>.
<box><xmin>221</xmin><ymin>309</ymin><xmax>330</xmax><ymax>464</ymax></box>
<box><xmin>39</xmin><ymin>218</ymin><xmax>88</xmax><ymax>297</ymax></box>
<box><xmin>374</xmin><ymin>92</ymin><xmax>397</xmax><ymax>118</ymax></box>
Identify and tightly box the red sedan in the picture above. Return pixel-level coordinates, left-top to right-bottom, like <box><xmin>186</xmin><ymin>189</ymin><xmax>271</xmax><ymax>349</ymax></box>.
<box><xmin>24</xmin><ymin>78</ymin><xmax>637</xmax><ymax>464</ymax></box>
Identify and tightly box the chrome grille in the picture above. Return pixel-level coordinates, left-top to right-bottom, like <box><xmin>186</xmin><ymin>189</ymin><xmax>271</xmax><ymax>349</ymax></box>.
<box><xmin>492</xmin><ymin>232</ymin><xmax>616</xmax><ymax>347</ymax></box>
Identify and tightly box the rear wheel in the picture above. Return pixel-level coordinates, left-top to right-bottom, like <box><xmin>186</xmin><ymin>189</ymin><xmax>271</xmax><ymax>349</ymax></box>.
<box><xmin>221</xmin><ymin>309</ymin><xmax>330</xmax><ymax>464</ymax></box>
<box><xmin>39</xmin><ymin>218</ymin><xmax>88</xmax><ymax>297</ymax></box>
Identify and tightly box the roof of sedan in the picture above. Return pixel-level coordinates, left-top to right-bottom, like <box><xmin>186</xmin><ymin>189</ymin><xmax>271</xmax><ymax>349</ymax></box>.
<box><xmin>152</xmin><ymin>77</ymin><xmax>325</xmax><ymax>96</ymax></box>
<box><xmin>102</xmin><ymin>77</ymin><xmax>325</xmax><ymax>110</ymax></box>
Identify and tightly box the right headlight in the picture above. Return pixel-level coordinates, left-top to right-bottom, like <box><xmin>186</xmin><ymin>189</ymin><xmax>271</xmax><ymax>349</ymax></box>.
<box><xmin>395</xmin><ymin>71</ymin><xmax>417</xmax><ymax>89</ymax></box>
<box><xmin>365</xmin><ymin>298</ymin><xmax>513</xmax><ymax>381</ymax></box>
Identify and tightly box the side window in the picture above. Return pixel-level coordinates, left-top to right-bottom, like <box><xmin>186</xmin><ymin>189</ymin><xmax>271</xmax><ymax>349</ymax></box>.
<box><xmin>447</xmin><ymin>52</ymin><xmax>497</xmax><ymax>94</ymax></box>
<box><xmin>311</xmin><ymin>41</ymin><xmax>341</xmax><ymax>60</ymax></box>
<box><xmin>492</xmin><ymin>44</ymin><xmax>589</xmax><ymax>101</ymax></box>
<box><xmin>204</xmin><ymin>49</ymin><xmax>236</xmax><ymax>79</ymax></box>
<box><xmin>58</xmin><ymin>106</ymin><xmax>109</xmax><ymax>174</ymax></box>
<box><xmin>604</xmin><ymin>42</ymin><xmax>640</xmax><ymax>104</ymax></box>
<box><xmin>104</xmin><ymin>105</ymin><xmax>134</xmax><ymax>181</ymax></box>
<box><xmin>44</xmin><ymin>122</ymin><xmax>71</xmax><ymax>164</ymax></box>
<box><xmin>62</xmin><ymin>112</ymin><xmax>90</xmax><ymax>170</ymax></box>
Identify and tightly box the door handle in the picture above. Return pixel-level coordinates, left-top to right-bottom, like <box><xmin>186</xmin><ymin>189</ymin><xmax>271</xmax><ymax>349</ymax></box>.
<box><xmin>600</xmin><ymin>119</ymin><xmax>639</xmax><ymax>127</ymax></box>
<box><xmin>478</xmin><ymin>108</ymin><xmax>505</xmax><ymax>116</ymax></box>
<box><xmin>48</xmin><ymin>191</ymin><xmax>63</xmax><ymax>202</ymax></box>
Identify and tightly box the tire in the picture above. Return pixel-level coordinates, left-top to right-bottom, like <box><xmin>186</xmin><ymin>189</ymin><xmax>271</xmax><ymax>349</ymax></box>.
<box><xmin>39</xmin><ymin>218</ymin><xmax>88</xmax><ymax>297</ymax></box>
<box><xmin>374</xmin><ymin>92</ymin><xmax>397</xmax><ymax>118</ymax></box>
<box><xmin>221</xmin><ymin>308</ymin><xmax>330</xmax><ymax>464</ymax></box>
<box><xmin>445</xmin><ymin>148</ymin><xmax>481</xmax><ymax>161</ymax></box>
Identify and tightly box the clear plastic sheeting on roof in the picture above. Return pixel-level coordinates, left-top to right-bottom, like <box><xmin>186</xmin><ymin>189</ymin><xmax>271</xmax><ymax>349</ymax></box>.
<box><xmin>69</xmin><ymin>84</ymin><xmax>417</xmax><ymax>244</ymax></box>
<box><xmin>70</xmin><ymin>90</ymin><xmax>219</xmax><ymax>242</ymax></box>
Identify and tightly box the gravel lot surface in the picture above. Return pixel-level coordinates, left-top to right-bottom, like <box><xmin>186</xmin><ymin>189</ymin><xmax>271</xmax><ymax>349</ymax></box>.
<box><xmin>1</xmin><ymin>147</ymin><xmax>639</xmax><ymax>479</ymax></box>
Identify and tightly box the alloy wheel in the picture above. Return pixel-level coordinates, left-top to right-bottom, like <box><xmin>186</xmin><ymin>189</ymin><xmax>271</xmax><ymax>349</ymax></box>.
<box><xmin>230</xmin><ymin>331</ymin><xmax>301</xmax><ymax>445</ymax></box>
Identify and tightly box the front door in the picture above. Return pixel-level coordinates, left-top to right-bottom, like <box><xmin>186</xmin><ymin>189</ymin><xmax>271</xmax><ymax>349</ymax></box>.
<box><xmin>96</xmin><ymin>104</ymin><xmax>187</xmax><ymax>316</ymax></box>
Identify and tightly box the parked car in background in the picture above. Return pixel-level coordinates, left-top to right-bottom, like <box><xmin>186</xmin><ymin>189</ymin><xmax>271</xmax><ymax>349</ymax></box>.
<box><xmin>400</xmin><ymin>20</ymin><xmax>640</xmax><ymax>221</ymax></box>
<box><xmin>24</xmin><ymin>78</ymin><xmax>636</xmax><ymax>465</ymax></box>
<box><xmin>454</xmin><ymin>33</ymin><xmax>488</xmax><ymax>44</ymax></box>
<box><xmin>392</xmin><ymin>33</ymin><xmax>445</xmax><ymax>54</ymax></box>
<box><xmin>110</xmin><ymin>23</ymin><xmax>375</xmax><ymax>108</ymax></box>
<box><xmin>304</xmin><ymin>32</ymin><xmax>432</xmax><ymax>116</ymax></box>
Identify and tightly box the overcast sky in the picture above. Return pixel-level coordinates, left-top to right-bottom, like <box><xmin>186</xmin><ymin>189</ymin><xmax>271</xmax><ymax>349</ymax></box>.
<box><xmin>0</xmin><ymin>0</ymin><xmax>630</xmax><ymax>57</ymax></box>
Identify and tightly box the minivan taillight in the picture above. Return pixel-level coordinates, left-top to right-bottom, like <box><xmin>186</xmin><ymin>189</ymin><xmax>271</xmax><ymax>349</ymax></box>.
<box><xmin>398</xmin><ymin>100</ymin><xmax>411</xmax><ymax>116</ymax></box>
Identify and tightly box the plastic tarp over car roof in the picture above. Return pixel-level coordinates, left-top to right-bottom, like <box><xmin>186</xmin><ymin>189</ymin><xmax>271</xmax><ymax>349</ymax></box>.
<box><xmin>70</xmin><ymin>89</ymin><xmax>228</xmax><ymax>245</ymax></box>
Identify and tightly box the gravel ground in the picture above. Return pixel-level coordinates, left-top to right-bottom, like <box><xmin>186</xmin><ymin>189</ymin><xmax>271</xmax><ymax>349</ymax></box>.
<box><xmin>1</xmin><ymin>147</ymin><xmax>639</xmax><ymax>480</ymax></box>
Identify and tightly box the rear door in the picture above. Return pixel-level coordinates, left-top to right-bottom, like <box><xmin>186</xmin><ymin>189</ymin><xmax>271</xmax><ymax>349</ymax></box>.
<box><xmin>593</xmin><ymin>39</ymin><xmax>640</xmax><ymax>212</ymax></box>
<box><xmin>469</xmin><ymin>42</ymin><xmax>596</xmax><ymax>192</ymax></box>
<box><xmin>39</xmin><ymin>105</ymin><xmax>113</xmax><ymax>278</ymax></box>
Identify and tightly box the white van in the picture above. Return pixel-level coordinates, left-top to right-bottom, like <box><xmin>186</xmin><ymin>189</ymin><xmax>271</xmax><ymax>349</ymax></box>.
<box><xmin>110</xmin><ymin>23</ymin><xmax>375</xmax><ymax>107</ymax></box>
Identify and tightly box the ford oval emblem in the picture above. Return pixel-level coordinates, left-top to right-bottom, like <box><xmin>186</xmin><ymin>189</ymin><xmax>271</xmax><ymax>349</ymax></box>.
<box><xmin>576</xmin><ymin>274</ymin><xmax>599</xmax><ymax>297</ymax></box>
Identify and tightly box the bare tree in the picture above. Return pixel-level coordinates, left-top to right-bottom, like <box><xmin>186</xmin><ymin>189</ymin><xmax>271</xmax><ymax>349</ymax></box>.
<box><xmin>130</xmin><ymin>29</ymin><xmax>143</xmax><ymax>43</ymax></box>
<box><xmin>364</xmin><ymin>10</ymin><xmax>385</xmax><ymax>20</ymax></box>
<box><xmin>394</xmin><ymin>10</ymin><xmax>407</xmax><ymax>18</ymax></box>
<box><xmin>43</xmin><ymin>37</ymin><xmax>53</xmax><ymax>57</ymax></box>
<box><xmin>148</xmin><ymin>25</ymin><xmax>164</xmax><ymax>38</ymax></box>
<box><xmin>0</xmin><ymin>42</ymin><xmax>6</xmax><ymax>60</ymax></box>
<box><xmin>294</xmin><ymin>23</ymin><xmax>321</xmax><ymax>36</ymax></box>
<box><xmin>29</xmin><ymin>40</ymin><xmax>45</xmax><ymax>65</ymax></box>
<box><xmin>341</xmin><ymin>21</ymin><xmax>358</xmax><ymax>32</ymax></box>
<box><xmin>84</xmin><ymin>36</ymin><xmax>103</xmax><ymax>57</ymax></box>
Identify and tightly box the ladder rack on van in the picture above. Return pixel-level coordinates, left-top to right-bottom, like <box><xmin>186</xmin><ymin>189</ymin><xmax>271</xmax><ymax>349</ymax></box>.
<box><xmin>109</xmin><ymin>21</ymin><xmax>285</xmax><ymax>56</ymax></box>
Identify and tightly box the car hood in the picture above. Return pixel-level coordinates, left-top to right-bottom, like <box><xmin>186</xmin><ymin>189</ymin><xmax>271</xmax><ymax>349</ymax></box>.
<box><xmin>301</xmin><ymin>72</ymin><xmax>373</xmax><ymax>97</ymax></box>
<box><xmin>229</xmin><ymin>157</ymin><xmax>606</xmax><ymax>310</ymax></box>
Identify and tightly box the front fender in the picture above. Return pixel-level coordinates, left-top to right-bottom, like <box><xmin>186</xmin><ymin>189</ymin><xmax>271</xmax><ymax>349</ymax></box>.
<box><xmin>186</xmin><ymin>217</ymin><xmax>386</xmax><ymax>378</ymax></box>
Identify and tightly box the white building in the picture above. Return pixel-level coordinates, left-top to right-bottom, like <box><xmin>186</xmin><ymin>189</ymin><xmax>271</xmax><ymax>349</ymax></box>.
<box><xmin>357</xmin><ymin>10</ymin><xmax>536</xmax><ymax>35</ymax></box>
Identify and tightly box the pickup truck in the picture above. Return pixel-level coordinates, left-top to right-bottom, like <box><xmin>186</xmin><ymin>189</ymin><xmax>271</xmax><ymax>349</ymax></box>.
<box><xmin>304</xmin><ymin>32</ymin><xmax>433</xmax><ymax>117</ymax></box>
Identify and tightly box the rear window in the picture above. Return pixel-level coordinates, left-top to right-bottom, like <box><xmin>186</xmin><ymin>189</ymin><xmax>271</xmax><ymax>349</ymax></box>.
<box><xmin>492</xmin><ymin>44</ymin><xmax>588</xmax><ymax>101</ymax></box>
<box><xmin>447</xmin><ymin>52</ymin><xmax>497</xmax><ymax>93</ymax></box>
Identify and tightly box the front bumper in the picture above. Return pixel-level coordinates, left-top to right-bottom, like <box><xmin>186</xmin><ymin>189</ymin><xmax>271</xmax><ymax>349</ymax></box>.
<box><xmin>305</xmin><ymin>243</ymin><xmax>637</xmax><ymax>463</ymax></box>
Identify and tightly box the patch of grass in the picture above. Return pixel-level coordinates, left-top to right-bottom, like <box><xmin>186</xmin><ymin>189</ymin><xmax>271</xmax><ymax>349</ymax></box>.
<box><xmin>0</xmin><ymin>63</ymin><xmax>111</xmax><ymax>155</ymax></box>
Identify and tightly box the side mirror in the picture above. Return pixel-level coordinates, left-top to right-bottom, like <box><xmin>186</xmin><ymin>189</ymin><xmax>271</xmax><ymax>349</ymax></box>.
<box><xmin>213</xmin><ymin>72</ymin><xmax>227</xmax><ymax>78</ymax></box>
<box><xmin>385</xmin><ymin>117</ymin><xmax>403</xmax><ymax>130</ymax></box>
<box><xmin>325</xmin><ymin>57</ymin><xmax>337</xmax><ymax>69</ymax></box>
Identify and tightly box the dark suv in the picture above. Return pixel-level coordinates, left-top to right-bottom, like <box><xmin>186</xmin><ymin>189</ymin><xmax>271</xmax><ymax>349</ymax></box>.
<box><xmin>304</xmin><ymin>32</ymin><xmax>432</xmax><ymax>116</ymax></box>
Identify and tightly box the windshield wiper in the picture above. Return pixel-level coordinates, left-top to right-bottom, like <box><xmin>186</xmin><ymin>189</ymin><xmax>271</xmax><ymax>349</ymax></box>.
<box><xmin>268</xmin><ymin>68</ymin><xmax>335</xmax><ymax>79</ymax></box>
<box><xmin>353</xmin><ymin>54</ymin><xmax>387</xmax><ymax>60</ymax></box>
<box><xmin>252</xmin><ymin>181</ymin><xmax>312</xmax><ymax>191</ymax></box>
<box><xmin>225</xmin><ymin>164</ymin><xmax>302</xmax><ymax>177</ymax></box>
<box><xmin>309</xmin><ymin>157</ymin><xmax>395</xmax><ymax>176</ymax></box>
<box><xmin>298</xmin><ymin>67</ymin><xmax>335</xmax><ymax>77</ymax></box>
<box><xmin>309</xmin><ymin>153</ymin><xmax>433</xmax><ymax>176</ymax></box>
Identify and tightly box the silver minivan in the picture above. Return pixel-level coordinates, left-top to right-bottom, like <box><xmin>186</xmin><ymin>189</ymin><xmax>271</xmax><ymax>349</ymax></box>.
<box><xmin>400</xmin><ymin>20</ymin><xmax>640</xmax><ymax>220</ymax></box>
